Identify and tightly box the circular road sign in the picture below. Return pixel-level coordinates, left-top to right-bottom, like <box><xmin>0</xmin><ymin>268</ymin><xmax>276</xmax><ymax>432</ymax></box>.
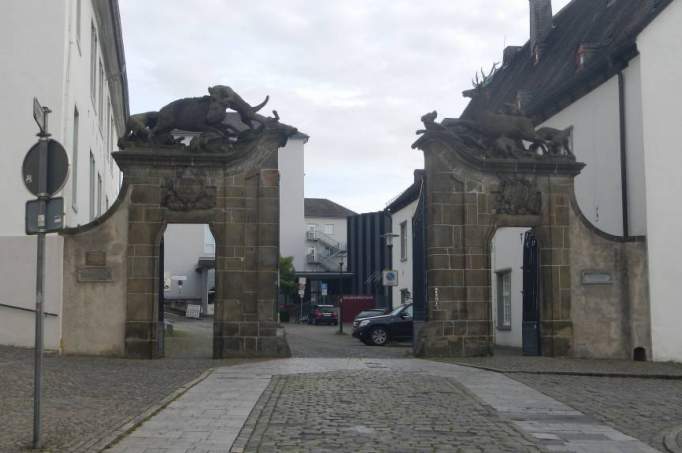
<box><xmin>22</xmin><ymin>139</ymin><xmax>69</xmax><ymax>197</ymax></box>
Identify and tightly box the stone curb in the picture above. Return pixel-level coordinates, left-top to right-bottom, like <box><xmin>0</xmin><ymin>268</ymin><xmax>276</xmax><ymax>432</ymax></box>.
<box><xmin>429</xmin><ymin>359</ymin><xmax>682</xmax><ymax>380</ymax></box>
<box><xmin>64</xmin><ymin>368</ymin><xmax>215</xmax><ymax>453</ymax></box>
<box><xmin>664</xmin><ymin>425</ymin><xmax>682</xmax><ymax>453</ymax></box>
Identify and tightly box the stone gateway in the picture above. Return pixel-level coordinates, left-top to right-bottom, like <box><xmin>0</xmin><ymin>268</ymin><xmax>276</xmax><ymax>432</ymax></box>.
<box><xmin>60</xmin><ymin>88</ymin><xmax>295</xmax><ymax>359</ymax></box>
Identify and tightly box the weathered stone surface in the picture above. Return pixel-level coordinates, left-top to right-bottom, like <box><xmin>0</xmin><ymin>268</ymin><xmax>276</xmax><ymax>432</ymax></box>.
<box><xmin>61</xmin><ymin>132</ymin><xmax>291</xmax><ymax>359</ymax></box>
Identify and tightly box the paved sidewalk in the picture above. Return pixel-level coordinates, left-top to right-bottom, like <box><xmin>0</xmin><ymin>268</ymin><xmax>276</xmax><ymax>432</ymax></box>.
<box><xmin>107</xmin><ymin>359</ymin><xmax>660</xmax><ymax>452</ymax></box>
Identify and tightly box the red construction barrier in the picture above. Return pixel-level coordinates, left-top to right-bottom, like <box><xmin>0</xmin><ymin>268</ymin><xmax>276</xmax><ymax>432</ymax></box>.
<box><xmin>339</xmin><ymin>296</ymin><xmax>375</xmax><ymax>323</ymax></box>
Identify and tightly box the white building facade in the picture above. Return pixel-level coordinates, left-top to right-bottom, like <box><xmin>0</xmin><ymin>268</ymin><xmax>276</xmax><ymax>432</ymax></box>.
<box><xmin>472</xmin><ymin>0</ymin><xmax>681</xmax><ymax>361</ymax></box>
<box><xmin>304</xmin><ymin>199</ymin><xmax>357</xmax><ymax>273</ymax></box>
<box><xmin>0</xmin><ymin>0</ymin><xmax>128</xmax><ymax>349</ymax></box>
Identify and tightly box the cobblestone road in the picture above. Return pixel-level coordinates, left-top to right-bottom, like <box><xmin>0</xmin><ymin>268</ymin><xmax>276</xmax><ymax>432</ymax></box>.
<box><xmin>511</xmin><ymin>373</ymin><xmax>682</xmax><ymax>451</ymax></box>
<box><xmin>0</xmin><ymin>345</ymin><xmax>241</xmax><ymax>452</ymax></box>
<box><xmin>242</xmin><ymin>370</ymin><xmax>541</xmax><ymax>452</ymax></box>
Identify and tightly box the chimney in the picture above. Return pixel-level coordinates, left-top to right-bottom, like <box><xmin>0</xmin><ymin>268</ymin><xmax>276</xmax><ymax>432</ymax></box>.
<box><xmin>414</xmin><ymin>169</ymin><xmax>425</xmax><ymax>185</ymax></box>
<box><xmin>503</xmin><ymin>46</ymin><xmax>522</xmax><ymax>67</ymax></box>
<box><xmin>529</xmin><ymin>0</ymin><xmax>553</xmax><ymax>60</ymax></box>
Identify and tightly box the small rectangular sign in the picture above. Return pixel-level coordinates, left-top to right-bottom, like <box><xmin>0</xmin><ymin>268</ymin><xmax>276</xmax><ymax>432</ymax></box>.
<box><xmin>581</xmin><ymin>271</ymin><xmax>613</xmax><ymax>285</ymax></box>
<box><xmin>26</xmin><ymin>198</ymin><xmax>64</xmax><ymax>234</ymax></box>
<box><xmin>186</xmin><ymin>304</ymin><xmax>201</xmax><ymax>319</ymax></box>
<box><xmin>77</xmin><ymin>267</ymin><xmax>113</xmax><ymax>283</ymax></box>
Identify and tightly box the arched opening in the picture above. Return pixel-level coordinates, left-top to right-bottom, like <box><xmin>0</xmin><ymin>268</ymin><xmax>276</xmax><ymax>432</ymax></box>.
<box><xmin>633</xmin><ymin>347</ymin><xmax>647</xmax><ymax>362</ymax></box>
<box><xmin>161</xmin><ymin>223</ymin><xmax>216</xmax><ymax>358</ymax></box>
<box><xmin>490</xmin><ymin>227</ymin><xmax>540</xmax><ymax>356</ymax></box>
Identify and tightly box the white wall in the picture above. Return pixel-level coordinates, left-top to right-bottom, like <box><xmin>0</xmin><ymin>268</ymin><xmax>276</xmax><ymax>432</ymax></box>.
<box><xmin>164</xmin><ymin>224</ymin><xmax>214</xmax><ymax>300</ymax></box>
<box><xmin>0</xmin><ymin>236</ymin><xmax>63</xmax><ymax>349</ymax></box>
<box><xmin>390</xmin><ymin>200</ymin><xmax>418</xmax><ymax>307</ymax></box>
<box><xmin>279</xmin><ymin>135</ymin><xmax>306</xmax><ymax>271</ymax></box>
<box><xmin>638</xmin><ymin>0</ymin><xmax>682</xmax><ymax>362</ymax></box>
<box><xmin>0</xmin><ymin>0</ymin><xmax>125</xmax><ymax>349</ymax></box>
<box><xmin>540</xmin><ymin>77</ymin><xmax>625</xmax><ymax>237</ymax></box>
<box><xmin>490</xmin><ymin>228</ymin><xmax>529</xmax><ymax>348</ymax></box>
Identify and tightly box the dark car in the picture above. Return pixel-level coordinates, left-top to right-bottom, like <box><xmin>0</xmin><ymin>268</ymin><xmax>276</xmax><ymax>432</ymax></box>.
<box><xmin>308</xmin><ymin>304</ymin><xmax>338</xmax><ymax>325</ymax></box>
<box><xmin>352</xmin><ymin>309</ymin><xmax>387</xmax><ymax>331</ymax></box>
<box><xmin>353</xmin><ymin>304</ymin><xmax>413</xmax><ymax>346</ymax></box>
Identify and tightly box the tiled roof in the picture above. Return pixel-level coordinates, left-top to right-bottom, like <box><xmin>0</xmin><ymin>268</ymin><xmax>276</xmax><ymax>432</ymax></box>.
<box><xmin>386</xmin><ymin>170</ymin><xmax>424</xmax><ymax>213</ymax></box>
<box><xmin>460</xmin><ymin>0</ymin><xmax>673</xmax><ymax>123</ymax></box>
<box><xmin>304</xmin><ymin>198</ymin><xmax>357</xmax><ymax>218</ymax></box>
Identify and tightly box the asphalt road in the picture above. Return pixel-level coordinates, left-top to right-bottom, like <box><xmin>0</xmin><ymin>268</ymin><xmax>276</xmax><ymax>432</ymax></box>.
<box><xmin>284</xmin><ymin>322</ymin><xmax>413</xmax><ymax>358</ymax></box>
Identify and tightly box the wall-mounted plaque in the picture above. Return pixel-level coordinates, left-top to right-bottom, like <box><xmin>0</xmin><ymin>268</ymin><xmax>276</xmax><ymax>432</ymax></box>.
<box><xmin>581</xmin><ymin>271</ymin><xmax>612</xmax><ymax>285</ymax></box>
<box><xmin>78</xmin><ymin>267</ymin><xmax>113</xmax><ymax>283</ymax></box>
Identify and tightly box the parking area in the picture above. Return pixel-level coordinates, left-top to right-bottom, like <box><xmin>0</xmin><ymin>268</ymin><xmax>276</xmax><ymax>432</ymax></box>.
<box><xmin>284</xmin><ymin>323</ymin><xmax>412</xmax><ymax>358</ymax></box>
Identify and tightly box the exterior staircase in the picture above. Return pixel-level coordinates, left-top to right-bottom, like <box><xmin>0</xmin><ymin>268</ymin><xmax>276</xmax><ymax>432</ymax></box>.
<box><xmin>306</xmin><ymin>230</ymin><xmax>346</xmax><ymax>272</ymax></box>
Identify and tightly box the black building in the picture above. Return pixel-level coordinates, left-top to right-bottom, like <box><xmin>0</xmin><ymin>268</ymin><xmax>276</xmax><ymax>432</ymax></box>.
<box><xmin>347</xmin><ymin>211</ymin><xmax>392</xmax><ymax>308</ymax></box>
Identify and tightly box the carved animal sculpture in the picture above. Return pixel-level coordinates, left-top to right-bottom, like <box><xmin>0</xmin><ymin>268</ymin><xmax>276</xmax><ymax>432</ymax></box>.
<box><xmin>151</xmin><ymin>85</ymin><xmax>269</xmax><ymax>139</ymax></box>
<box><xmin>536</xmin><ymin>127</ymin><xmax>573</xmax><ymax>156</ymax></box>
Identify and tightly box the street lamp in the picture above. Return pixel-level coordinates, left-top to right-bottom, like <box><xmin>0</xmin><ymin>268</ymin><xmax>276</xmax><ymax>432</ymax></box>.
<box><xmin>338</xmin><ymin>259</ymin><xmax>344</xmax><ymax>334</ymax></box>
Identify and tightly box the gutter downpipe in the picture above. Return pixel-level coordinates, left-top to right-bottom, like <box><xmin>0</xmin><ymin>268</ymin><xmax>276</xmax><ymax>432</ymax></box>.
<box><xmin>618</xmin><ymin>71</ymin><xmax>630</xmax><ymax>239</ymax></box>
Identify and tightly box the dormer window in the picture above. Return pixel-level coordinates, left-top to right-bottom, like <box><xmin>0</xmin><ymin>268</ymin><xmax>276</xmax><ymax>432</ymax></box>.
<box><xmin>576</xmin><ymin>43</ymin><xmax>599</xmax><ymax>70</ymax></box>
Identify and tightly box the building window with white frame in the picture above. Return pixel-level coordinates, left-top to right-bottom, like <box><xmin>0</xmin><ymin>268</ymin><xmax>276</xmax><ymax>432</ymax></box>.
<box><xmin>97</xmin><ymin>172</ymin><xmax>102</xmax><ymax>216</ymax></box>
<box><xmin>400</xmin><ymin>221</ymin><xmax>407</xmax><ymax>261</ymax></box>
<box><xmin>89</xmin><ymin>151</ymin><xmax>95</xmax><ymax>220</ymax></box>
<box><xmin>71</xmin><ymin>107</ymin><xmax>79</xmax><ymax>212</ymax></box>
<box><xmin>75</xmin><ymin>0</ymin><xmax>82</xmax><ymax>49</ymax></box>
<box><xmin>496</xmin><ymin>270</ymin><xmax>512</xmax><ymax>330</ymax></box>
<box><xmin>324</xmin><ymin>224</ymin><xmax>334</xmax><ymax>235</ymax></box>
<box><xmin>90</xmin><ymin>23</ymin><xmax>97</xmax><ymax>104</ymax></box>
<box><xmin>98</xmin><ymin>61</ymin><xmax>104</xmax><ymax>129</ymax></box>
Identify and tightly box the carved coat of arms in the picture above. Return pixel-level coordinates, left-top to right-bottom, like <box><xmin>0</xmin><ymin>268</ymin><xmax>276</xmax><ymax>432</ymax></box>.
<box><xmin>495</xmin><ymin>176</ymin><xmax>542</xmax><ymax>215</ymax></box>
<box><xmin>161</xmin><ymin>168</ymin><xmax>216</xmax><ymax>211</ymax></box>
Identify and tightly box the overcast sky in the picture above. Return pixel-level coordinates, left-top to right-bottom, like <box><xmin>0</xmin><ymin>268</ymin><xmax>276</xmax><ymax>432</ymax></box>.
<box><xmin>119</xmin><ymin>0</ymin><xmax>571</xmax><ymax>214</ymax></box>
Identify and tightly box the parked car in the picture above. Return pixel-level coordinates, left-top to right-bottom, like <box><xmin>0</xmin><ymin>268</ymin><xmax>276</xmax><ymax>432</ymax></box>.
<box><xmin>308</xmin><ymin>304</ymin><xmax>338</xmax><ymax>325</ymax></box>
<box><xmin>352</xmin><ymin>309</ymin><xmax>387</xmax><ymax>331</ymax></box>
<box><xmin>353</xmin><ymin>304</ymin><xmax>413</xmax><ymax>346</ymax></box>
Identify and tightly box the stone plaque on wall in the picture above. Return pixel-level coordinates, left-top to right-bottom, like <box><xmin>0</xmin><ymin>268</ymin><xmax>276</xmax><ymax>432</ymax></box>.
<box><xmin>77</xmin><ymin>267</ymin><xmax>113</xmax><ymax>283</ymax></box>
<box><xmin>85</xmin><ymin>251</ymin><xmax>107</xmax><ymax>267</ymax></box>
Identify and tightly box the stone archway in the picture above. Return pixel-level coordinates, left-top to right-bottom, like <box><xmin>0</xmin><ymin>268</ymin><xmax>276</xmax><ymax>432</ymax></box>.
<box><xmin>412</xmin><ymin>123</ymin><xmax>584</xmax><ymax>357</ymax></box>
<box><xmin>61</xmin><ymin>129</ymin><xmax>292</xmax><ymax>359</ymax></box>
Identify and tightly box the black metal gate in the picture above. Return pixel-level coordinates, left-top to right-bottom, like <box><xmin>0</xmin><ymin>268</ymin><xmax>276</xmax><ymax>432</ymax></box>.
<box><xmin>158</xmin><ymin>238</ymin><xmax>165</xmax><ymax>356</ymax></box>
<box><xmin>412</xmin><ymin>180</ymin><xmax>427</xmax><ymax>322</ymax></box>
<box><xmin>522</xmin><ymin>230</ymin><xmax>541</xmax><ymax>356</ymax></box>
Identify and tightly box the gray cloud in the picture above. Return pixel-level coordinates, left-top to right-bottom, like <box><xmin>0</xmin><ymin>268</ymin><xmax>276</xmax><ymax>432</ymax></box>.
<box><xmin>120</xmin><ymin>0</ymin><xmax>571</xmax><ymax>212</ymax></box>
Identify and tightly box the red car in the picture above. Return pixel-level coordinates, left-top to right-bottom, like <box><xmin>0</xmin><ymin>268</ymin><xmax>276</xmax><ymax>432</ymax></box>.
<box><xmin>308</xmin><ymin>305</ymin><xmax>338</xmax><ymax>325</ymax></box>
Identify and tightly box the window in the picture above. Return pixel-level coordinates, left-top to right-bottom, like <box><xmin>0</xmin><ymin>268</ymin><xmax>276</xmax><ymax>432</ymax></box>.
<box><xmin>71</xmin><ymin>107</ymin><xmax>79</xmax><ymax>212</ymax></box>
<box><xmin>496</xmin><ymin>270</ymin><xmax>512</xmax><ymax>330</ymax></box>
<box><xmin>90</xmin><ymin>23</ymin><xmax>97</xmax><ymax>103</ymax></box>
<box><xmin>98</xmin><ymin>61</ymin><xmax>104</xmax><ymax>129</ymax></box>
<box><xmin>400</xmin><ymin>288</ymin><xmax>411</xmax><ymax>304</ymax></box>
<box><xmin>204</xmin><ymin>225</ymin><xmax>216</xmax><ymax>255</ymax></box>
<box><xmin>97</xmin><ymin>172</ymin><xmax>102</xmax><ymax>216</ymax></box>
<box><xmin>324</xmin><ymin>224</ymin><xmax>334</xmax><ymax>235</ymax></box>
<box><xmin>400</xmin><ymin>221</ymin><xmax>407</xmax><ymax>261</ymax></box>
<box><xmin>89</xmin><ymin>152</ymin><xmax>95</xmax><ymax>220</ymax></box>
<box><xmin>75</xmin><ymin>0</ymin><xmax>82</xmax><ymax>49</ymax></box>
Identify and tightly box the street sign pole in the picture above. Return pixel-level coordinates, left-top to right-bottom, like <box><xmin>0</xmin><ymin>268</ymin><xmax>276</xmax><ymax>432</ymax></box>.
<box><xmin>32</xmin><ymin>102</ymin><xmax>51</xmax><ymax>450</ymax></box>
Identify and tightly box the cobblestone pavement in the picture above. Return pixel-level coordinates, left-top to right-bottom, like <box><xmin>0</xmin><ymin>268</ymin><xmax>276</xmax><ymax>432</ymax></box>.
<box><xmin>242</xmin><ymin>370</ymin><xmax>541</xmax><ymax>452</ymax></box>
<box><xmin>110</xmin><ymin>359</ymin><xmax>659</xmax><ymax>453</ymax></box>
<box><xmin>511</xmin><ymin>373</ymin><xmax>682</xmax><ymax>452</ymax></box>
<box><xmin>164</xmin><ymin>313</ymin><xmax>214</xmax><ymax>359</ymax></box>
<box><xmin>437</xmin><ymin>347</ymin><xmax>682</xmax><ymax>377</ymax></box>
<box><xmin>284</xmin><ymin>323</ymin><xmax>412</xmax><ymax>358</ymax></box>
<box><xmin>0</xmin><ymin>345</ymin><xmax>245</xmax><ymax>452</ymax></box>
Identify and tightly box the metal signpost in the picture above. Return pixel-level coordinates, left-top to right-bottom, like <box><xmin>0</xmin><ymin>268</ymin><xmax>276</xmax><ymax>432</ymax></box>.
<box><xmin>24</xmin><ymin>98</ymin><xmax>68</xmax><ymax>450</ymax></box>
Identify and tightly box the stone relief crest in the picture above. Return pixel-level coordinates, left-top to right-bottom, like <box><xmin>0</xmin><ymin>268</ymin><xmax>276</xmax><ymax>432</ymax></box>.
<box><xmin>161</xmin><ymin>168</ymin><xmax>216</xmax><ymax>211</ymax></box>
<box><xmin>494</xmin><ymin>175</ymin><xmax>542</xmax><ymax>215</ymax></box>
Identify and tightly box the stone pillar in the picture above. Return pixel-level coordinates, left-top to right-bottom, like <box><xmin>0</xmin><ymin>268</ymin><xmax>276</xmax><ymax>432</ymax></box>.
<box><xmin>125</xmin><ymin>175</ymin><xmax>165</xmax><ymax>359</ymax></box>
<box><xmin>413</xmin><ymin>136</ymin><xmax>584</xmax><ymax>358</ymax></box>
